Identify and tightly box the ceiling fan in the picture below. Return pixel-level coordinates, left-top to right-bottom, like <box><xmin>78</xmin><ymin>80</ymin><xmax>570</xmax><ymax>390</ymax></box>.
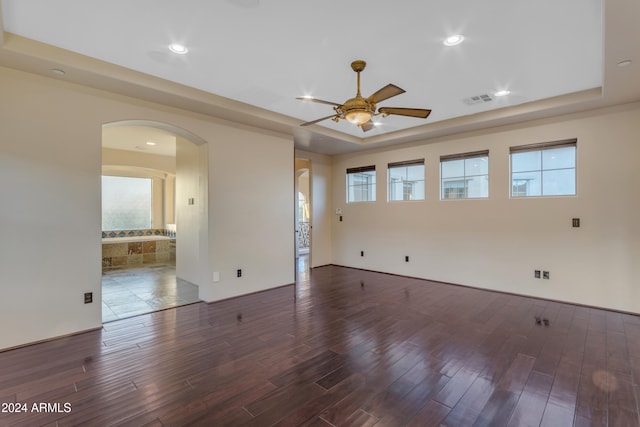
<box><xmin>297</xmin><ymin>60</ymin><xmax>431</xmax><ymax>132</ymax></box>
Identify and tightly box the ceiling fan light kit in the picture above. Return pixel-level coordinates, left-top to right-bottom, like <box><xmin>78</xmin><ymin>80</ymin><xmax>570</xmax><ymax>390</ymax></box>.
<box><xmin>345</xmin><ymin>110</ymin><xmax>372</xmax><ymax>126</ymax></box>
<box><xmin>298</xmin><ymin>60</ymin><xmax>431</xmax><ymax>132</ymax></box>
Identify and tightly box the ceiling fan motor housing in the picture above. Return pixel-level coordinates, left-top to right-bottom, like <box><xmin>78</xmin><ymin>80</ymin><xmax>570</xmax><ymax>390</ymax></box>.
<box><xmin>342</xmin><ymin>96</ymin><xmax>374</xmax><ymax>115</ymax></box>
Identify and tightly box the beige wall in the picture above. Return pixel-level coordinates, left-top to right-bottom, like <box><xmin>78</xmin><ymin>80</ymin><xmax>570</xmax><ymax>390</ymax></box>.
<box><xmin>331</xmin><ymin>103</ymin><xmax>640</xmax><ymax>314</ymax></box>
<box><xmin>175</xmin><ymin>136</ymin><xmax>207</xmax><ymax>286</ymax></box>
<box><xmin>203</xmin><ymin>128</ymin><xmax>294</xmax><ymax>300</ymax></box>
<box><xmin>165</xmin><ymin>175</ymin><xmax>176</xmax><ymax>225</ymax></box>
<box><xmin>0</xmin><ymin>66</ymin><xmax>294</xmax><ymax>350</ymax></box>
<box><xmin>102</xmin><ymin>147</ymin><xmax>176</xmax><ymax>174</ymax></box>
<box><xmin>0</xmin><ymin>68</ymin><xmax>102</xmax><ymax>351</ymax></box>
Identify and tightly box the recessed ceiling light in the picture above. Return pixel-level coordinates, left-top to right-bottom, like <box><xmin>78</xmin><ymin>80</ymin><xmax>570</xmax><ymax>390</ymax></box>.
<box><xmin>617</xmin><ymin>60</ymin><xmax>632</xmax><ymax>67</ymax></box>
<box><xmin>168</xmin><ymin>43</ymin><xmax>189</xmax><ymax>54</ymax></box>
<box><xmin>51</xmin><ymin>68</ymin><xmax>65</xmax><ymax>75</ymax></box>
<box><xmin>443</xmin><ymin>35</ymin><xmax>464</xmax><ymax>46</ymax></box>
<box><xmin>301</xmin><ymin>95</ymin><xmax>314</xmax><ymax>100</ymax></box>
<box><xmin>494</xmin><ymin>90</ymin><xmax>511</xmax><ymax>97</ymax></box>
<box><xmin>146</xmin><ymin>141</ymin><xmax>157</xmax><ymax>146</ymax></box>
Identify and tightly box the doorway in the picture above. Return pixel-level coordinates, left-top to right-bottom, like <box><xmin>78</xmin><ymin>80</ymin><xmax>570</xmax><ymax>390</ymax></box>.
<box><xmin>101</xmin><ymin>122</ymin><xmax>208</xmax><ymax>321</ymax></box>
<box><xmin>295</xmin><ymin>158</ymin><xmax>311</xmax><ymax>283</ymax></box>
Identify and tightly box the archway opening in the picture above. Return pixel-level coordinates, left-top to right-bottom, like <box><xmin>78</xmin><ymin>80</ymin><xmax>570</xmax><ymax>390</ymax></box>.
<box><xmin>295</xmin><ymin>158</ymin><xmax>311</xmax><ymax>288</ymax></box>
<box><xmin>100</xmin><ymin>120</ymin><xmax>208</xmax><ymax>322</ymax></box>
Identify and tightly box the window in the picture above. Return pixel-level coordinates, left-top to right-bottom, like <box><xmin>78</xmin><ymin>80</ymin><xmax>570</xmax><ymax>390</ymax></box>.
<box><xmin>442</xmin><ymin>180</ymin><xmax>467</xmax><ymax>199</ymax></box>
<box><xmin>102</xmin><ymin>176</ymin><xmax>152</xmax><ymax>230</ymax></box>
<box><xmin>388</xmin><ymin>159</ymin><xmax>425</xmax><ymax>201</ymax></box>
<box><xmin>346</xmin><ymin>165</ymin><xmax>376</xmax><ymax>202</ymax></box>
<box><xmin>440</xmin><ymin>150</ymin><xmax>489</xmax><ymax>199</ymax></box>
<box><xmin>510</xmin><ymin>139</ymin><xmax>576</xmax><ymax>197</ymax></box>
<box><xmin>297</xmin><ymin>192</ymin><xmax>309</xmax><ymax>222</ymax></box>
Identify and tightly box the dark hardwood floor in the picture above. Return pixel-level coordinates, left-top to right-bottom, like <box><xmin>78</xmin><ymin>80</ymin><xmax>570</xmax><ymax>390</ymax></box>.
<box><xmin>1</xmin><ymin>265</ymin><xmax>639</xmax><ymax>426</ymax></box>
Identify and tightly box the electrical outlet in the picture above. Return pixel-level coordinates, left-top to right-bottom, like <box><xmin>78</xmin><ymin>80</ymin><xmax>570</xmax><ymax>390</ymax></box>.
<box><xmin>572</xmin><ymin>218</ymin><xmax>580</xmax><ymax>227</ymax></box>
<box><xmin>84</xmin><ymin>292</ymin><xmax>93</xmax><ymax>304</ymax></box>
<box><xmin>405</xmin><ymin>256</ymin><xmax>409</xmax><ymax>262</ymax></box>
<box><xmin>543</xmin><ymin>271</ymin><xmax>550</xmax><ymax>280</ymax></box>
<box><xmin>534</xmin><ymin>270</ymin><xmax>541</xmax><ymax>279</ymax></box>
<box><xmin>360</xmin><ymin>250</ymin><xmax>364</xmax><ymax>257</ymax></box>
<box><xmin>237</xmin><ymin>269</ymin><xmax>242</xmax><ymax>278</ymax></box>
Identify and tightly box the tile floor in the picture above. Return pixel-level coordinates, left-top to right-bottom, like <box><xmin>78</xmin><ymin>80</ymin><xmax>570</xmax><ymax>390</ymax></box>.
<box><xmin>102</xmin><ymin>256</ymin><xmax>310</xmax><ymax>323</ymax></box>
<box><xmin>102</xmin><ymin>264</ymin><xmax>200</xmax><ymax>322</ymax></box>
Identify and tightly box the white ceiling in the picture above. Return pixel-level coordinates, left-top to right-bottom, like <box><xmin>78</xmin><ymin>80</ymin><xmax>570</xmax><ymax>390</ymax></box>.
<box><xmin>0</xmin><ymin>0</ymin><xmax>638</xmax><ymax>155</ymax></box>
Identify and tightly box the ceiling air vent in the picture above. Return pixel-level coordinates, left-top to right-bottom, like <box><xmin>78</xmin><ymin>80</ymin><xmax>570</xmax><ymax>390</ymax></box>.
<box><xmin>462</xmin><ymin>94</ymin><xmax>493</xmax><ymax>106</ymax></box>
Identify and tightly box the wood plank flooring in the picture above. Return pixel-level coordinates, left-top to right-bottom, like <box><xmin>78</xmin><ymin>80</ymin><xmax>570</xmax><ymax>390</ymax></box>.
<box><xmin>1</xmin><ymin>265</ymin><xmax>639</xmax><ymax>426</ymax></box>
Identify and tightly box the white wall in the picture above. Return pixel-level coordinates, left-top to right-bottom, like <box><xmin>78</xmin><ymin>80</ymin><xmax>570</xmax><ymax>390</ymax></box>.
<box><xmin>201</xmin><ymin>128</ymin><xmax>294</xmax><ymax>301</ymax></box>
<box><xmin>296</xmin><ymin>150</ymin><xmax>333</xmax><ymax>268</ymax></box>
<box><xmin>176</xmin><ymin>136</ymin><xmax>207</xmax><ymax>286</ymax></box>
<box><xmin>331</xmin><ymin>104</ymin><xmax>640</xmax><ymax>314</ymax></box>
<box><xmin>0</xmin><ymin>68</ymin><xmax>102</xmax><ymax>350</ymax></box>
<box><xmin>0</xmin><ymin>66</ymin><xmax>294</xmax><ymax>350</ymax></box>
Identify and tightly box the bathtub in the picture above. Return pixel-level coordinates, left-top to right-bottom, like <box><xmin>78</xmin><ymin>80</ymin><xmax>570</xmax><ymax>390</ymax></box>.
<box><xmin>102</xmin><ymin>235</ymin><xmax>175</xmax><ymax>270</ymax></box>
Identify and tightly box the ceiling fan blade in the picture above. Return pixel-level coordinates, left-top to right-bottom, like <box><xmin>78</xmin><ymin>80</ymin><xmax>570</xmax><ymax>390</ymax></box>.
<box><xmin>296</xmin><ymin>97</ymin><xmax>342</xmax><ymax>107</ymax></box>
<box><xmin>360</xmin><ymin>121</ymin><xmax>375</xmax><ymax>132</ymax></box>
<box><xmin>378</xmin><ymin>107</ymin><xmax>432</xmax><ymax>119</ymax></box>
<box><xmin>300</xmin><ymin>114</ymin><xmax>339</xmax><ymax>126</ymax></box>
<box><xmin>367</xmin><ymin>84</ymin><xmax>405</xmax><ymax>104</ymax></box>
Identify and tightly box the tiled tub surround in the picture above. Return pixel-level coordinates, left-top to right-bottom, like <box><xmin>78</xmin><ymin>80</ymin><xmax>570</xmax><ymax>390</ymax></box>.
<box><xmin>102</xmin><ymin>228</ymin><xmax>173</xmax><ymax>239</ymax></box>
<box><xmin>102</xmin><ymin>235</ymin><xmax>175</xmax><ymax>270</ymax></box>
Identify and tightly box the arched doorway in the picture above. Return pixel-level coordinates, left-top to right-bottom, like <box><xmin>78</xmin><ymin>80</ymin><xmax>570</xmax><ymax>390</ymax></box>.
<box><xmin>295</xmin><ymin>158</ymin><xmax>311</xmax><ymax>283</ymax></box>
<box><xmin>101</xmin><ymin>120</ymin><xmax>208</xmax><ymax>321</ymax></box>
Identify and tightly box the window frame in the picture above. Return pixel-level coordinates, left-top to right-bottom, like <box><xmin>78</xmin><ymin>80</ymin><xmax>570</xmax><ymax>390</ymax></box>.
<box><xmin>509</xmin><ymin>139</ymin><xmax>577</xmax><ymax>198</ymax></box>
<box><xmin>346</xmin><ymin>165</ymin><xmax>376</xmax><ymax>203</ymax></box>
<box><xmin>440</xmin><ymin>150</ymin><xmax>490</xmax><ymax>200</ymax></box>
<box><xmin>387</xmin><ymin>159</ymin><xmax>425</xmax><ymax>202</ymax></box>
